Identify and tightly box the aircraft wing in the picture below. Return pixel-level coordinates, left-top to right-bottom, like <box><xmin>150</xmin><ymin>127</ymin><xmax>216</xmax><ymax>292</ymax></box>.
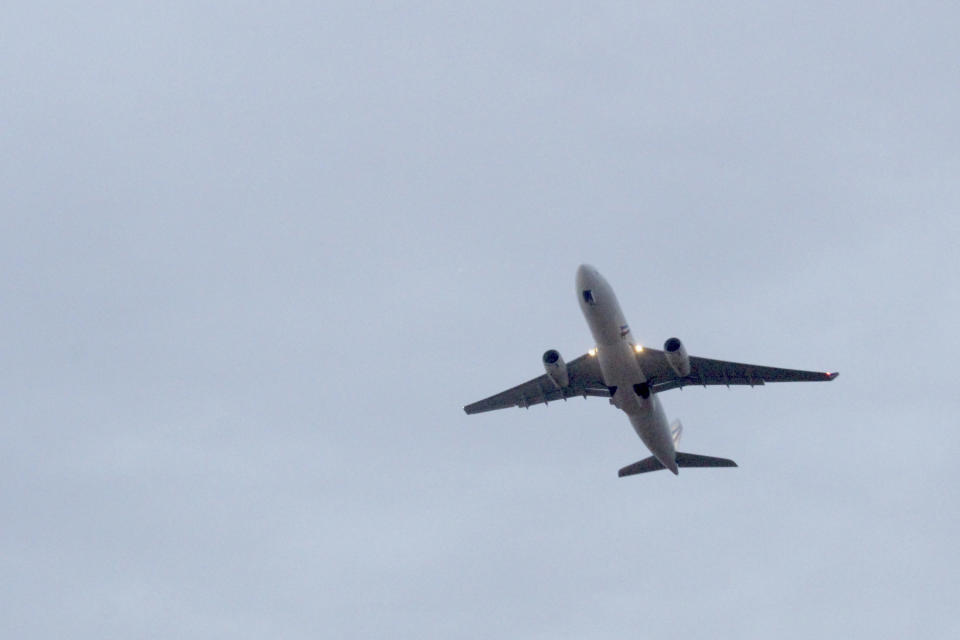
<box><xmin>634</xmin><ymin>347</ymin><xmax>838</xmax><ymax>392</ymax></box>
<box><xmin>463</xmin><ymin>352</ymin><xmax>609</xmax><ymax>414</ymax></box>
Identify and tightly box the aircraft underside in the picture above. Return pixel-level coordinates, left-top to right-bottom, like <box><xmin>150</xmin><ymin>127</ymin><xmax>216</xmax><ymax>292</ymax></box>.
<box><xmin>464</xmin><ymin>264</ymin><xmax>838</xmax><ymax>477</ymax></box>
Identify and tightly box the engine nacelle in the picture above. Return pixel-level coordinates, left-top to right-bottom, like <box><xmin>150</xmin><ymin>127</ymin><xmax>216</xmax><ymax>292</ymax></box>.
<box><xmin>663</xmin><ymin>337</ymin><xmax>691</xmax><ymax>377</ymax></box>
<box><xmin>542</xmin><ymin>349</ymin><xmax>570</xmax><ymax>388</ymax></box>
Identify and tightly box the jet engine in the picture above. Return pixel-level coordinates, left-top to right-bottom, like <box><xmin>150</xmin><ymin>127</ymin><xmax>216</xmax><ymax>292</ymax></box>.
<box><xmin>542</xmin><ymin>349</ymin><xmax>569</xmax><ymax>388</ymax></box>
<box><xmin>663</xmin><ymin>337</ymin><xmax>691</xmax><ymax>377</ymax></box>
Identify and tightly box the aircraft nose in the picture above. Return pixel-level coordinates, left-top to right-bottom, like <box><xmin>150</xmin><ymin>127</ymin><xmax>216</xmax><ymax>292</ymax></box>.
<box><xmin>576</xmin><ymin>264</ymin><xmax>596</xmax><ymax>288</ymax></box>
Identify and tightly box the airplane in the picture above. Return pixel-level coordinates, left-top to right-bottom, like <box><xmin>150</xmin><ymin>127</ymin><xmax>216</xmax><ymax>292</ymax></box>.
<box><xmin>464</xmin><ymin>264</ymin><xmax>838</xmax><ymax>477</ymax></box>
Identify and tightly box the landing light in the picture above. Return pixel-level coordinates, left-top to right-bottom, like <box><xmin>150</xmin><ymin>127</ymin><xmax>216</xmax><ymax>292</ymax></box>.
<box><xmin>588</xmin><ymin>348</ymin><xmax>598</xmax><ymax>357</ymax></box>
<box><xmin>634</xmin><ymin>344</ymin><xmax>644</xmax><ymax>353</ymax></box>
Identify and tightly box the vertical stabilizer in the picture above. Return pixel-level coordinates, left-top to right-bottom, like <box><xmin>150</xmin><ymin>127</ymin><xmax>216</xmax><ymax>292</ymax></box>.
<box><xmin>670</xmin><ymin>419</ymin><xmax>683</xmax><ymax>446</ymax></box>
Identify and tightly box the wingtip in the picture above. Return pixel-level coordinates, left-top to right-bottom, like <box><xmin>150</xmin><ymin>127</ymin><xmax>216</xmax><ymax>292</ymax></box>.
<box><xmin>826</xmin><ymin>371</ymin><xmax>839</xmax><ymax>380</ymax></box>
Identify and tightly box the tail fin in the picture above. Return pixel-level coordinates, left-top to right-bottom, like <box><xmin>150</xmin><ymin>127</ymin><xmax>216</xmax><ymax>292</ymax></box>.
<box><xmin>618</xmin><ymin>452</ymin><xmax>738</xmax><ymax>477</ymax></box>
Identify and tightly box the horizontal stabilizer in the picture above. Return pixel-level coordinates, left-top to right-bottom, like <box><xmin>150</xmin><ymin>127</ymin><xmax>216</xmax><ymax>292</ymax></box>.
<box><xmin>674</xmin><ymin>452</ymin><xmax>738</xmax><ymax>468</ymax></box>
<box><xmin>618</xmin><ymin>452</ymin><xmax>738</xmax><ymax>477</ymax></box>
<box><xmin>617</xmin><ymin>457</ymin><xmax>665</xmax><ymax>476</ymax></box>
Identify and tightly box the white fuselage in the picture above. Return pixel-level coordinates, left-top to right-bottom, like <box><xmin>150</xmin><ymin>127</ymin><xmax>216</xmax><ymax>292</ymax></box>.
<box><xmin>576</xmin><ymin>264</ymin><xmax>678</xmax><ymax>474</ymax></box>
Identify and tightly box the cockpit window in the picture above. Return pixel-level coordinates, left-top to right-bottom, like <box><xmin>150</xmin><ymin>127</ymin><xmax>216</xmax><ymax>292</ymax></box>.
<box><xmin>582</xmin><ymin>289</ymin><xmax>596</xmax><ymax>305</ymax></box>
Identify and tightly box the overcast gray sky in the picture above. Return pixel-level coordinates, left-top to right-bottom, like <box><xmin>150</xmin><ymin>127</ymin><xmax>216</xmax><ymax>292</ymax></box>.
<box><xmin>2</xmin><ymin>2</ymin><xmax>959</xmax><ymax>638</ymax></box>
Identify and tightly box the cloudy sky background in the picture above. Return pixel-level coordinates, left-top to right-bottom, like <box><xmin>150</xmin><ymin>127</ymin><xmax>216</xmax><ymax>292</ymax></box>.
<box><xmin>2</xmin><ymin>2</ymin><xmax>958</xmax><ymax>637</ymax></box>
